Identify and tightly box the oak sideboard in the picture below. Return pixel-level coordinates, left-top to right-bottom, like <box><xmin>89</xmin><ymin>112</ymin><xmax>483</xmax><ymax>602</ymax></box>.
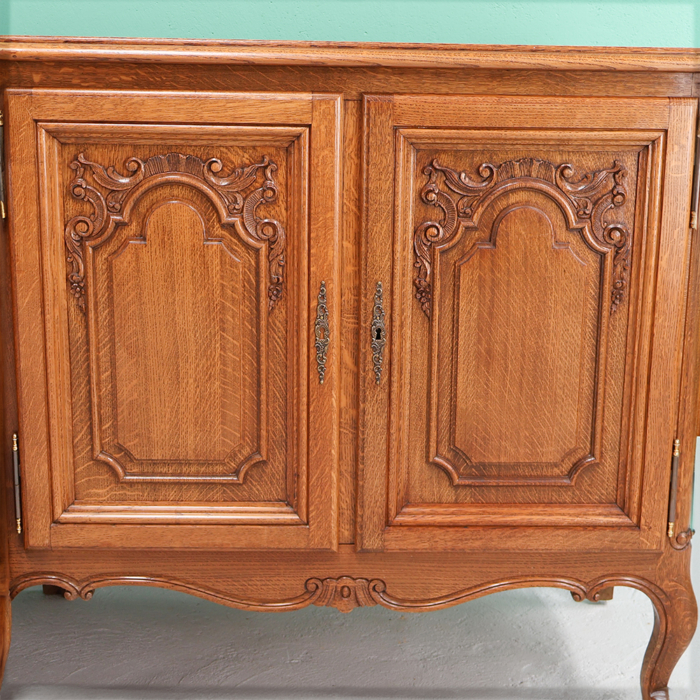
<box><xmin>0</xmin><ymin>37</ymin><xmax>698</xmax><ymax>699</ymax></box>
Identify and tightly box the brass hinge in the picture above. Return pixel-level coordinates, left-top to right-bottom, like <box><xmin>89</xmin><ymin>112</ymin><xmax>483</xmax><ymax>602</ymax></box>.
<box><xmin>667</xmin><ymin>439</ymin><xmax>681</xmax><ymax>538</ymax></box>
<box><xmin>0</xmin><ymin>110</ymin><xmax>5</xmax><ymax>220</ymax></box>
<box><xmin>691</xmin><ymin>132</ymin><xmax>700</xmax><ymax>230</ymax></box>
<box><xmin>666</xmin><ymin>438</ymin><xmax>695</xmax><ymax>550</ymax></box>
<box><xmin>12</xmin><ymin>433</ymin><xmax>22</xmax><ymax>535</ymax></box>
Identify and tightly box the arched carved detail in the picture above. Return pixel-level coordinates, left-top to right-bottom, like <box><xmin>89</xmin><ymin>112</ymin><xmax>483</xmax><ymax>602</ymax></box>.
<box><xmin>65</xmin><ymin>152</ymin><xmax>286</xmax><ymax>313</ymax></box>
<box><xmin>414</xmin><ymin>157</ymin><xmax>630</xmax><ymax>317</ymax></box>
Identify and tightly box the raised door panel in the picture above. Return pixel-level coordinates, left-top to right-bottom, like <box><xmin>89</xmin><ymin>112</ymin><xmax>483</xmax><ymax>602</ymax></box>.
<box><xmin>359</xmin><ymin>95</ymin><xmax>695</xmax><ymax>552</ymax></box>
<box><xmin>68</xmin><ymin>145</ymin><xmax>293</xmax><ymax>502</ymax></box>
<box><xmin>7</xmin><ymin>90</ymin><xmax>341</xmax><ymax>549</ymax></box>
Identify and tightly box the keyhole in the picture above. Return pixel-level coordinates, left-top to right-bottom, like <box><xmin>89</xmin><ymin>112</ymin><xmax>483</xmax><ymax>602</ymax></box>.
<box><xmin>375</xmin><ymin>328</ymin><xmax>383</xmax><ymax>341</ymax></box>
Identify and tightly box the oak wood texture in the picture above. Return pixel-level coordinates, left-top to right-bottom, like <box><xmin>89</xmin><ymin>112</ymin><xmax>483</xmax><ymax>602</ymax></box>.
<box><xmin>1</xmin><ymin>64</ymin><xmax>694</xmax><ymax>102</ymax></box>
<box><xmin>0</xmin><ymin>38</ymin><xmax>697</xmax><ymax>700</ymax></box>
<box><xmin>2</xmin><ymin>545</ymin><xmax>696</xmax><ymax>699</ymax></box>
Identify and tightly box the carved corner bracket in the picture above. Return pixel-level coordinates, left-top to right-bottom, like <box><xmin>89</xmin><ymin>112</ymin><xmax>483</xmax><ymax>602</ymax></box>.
<box><xmin>413</xmin><ymin>157</ymin><xmax>631</xmax><ymax>318</ymax></box>
<box><xmin>64</xmin><ymin>152</ymin><xmax>286</xmax><ymax>313</ymax></box>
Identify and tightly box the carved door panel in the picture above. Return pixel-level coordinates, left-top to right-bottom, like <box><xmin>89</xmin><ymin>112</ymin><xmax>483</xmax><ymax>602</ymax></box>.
<box><xmin>7</xmin><ymin>90</ymin><xmax>341</xmax><ymax>549</ymax></box>
<box><xmin>359</xmin><ymin>95</ymin><xmax>696</xmax><ymax>552</ymax></box>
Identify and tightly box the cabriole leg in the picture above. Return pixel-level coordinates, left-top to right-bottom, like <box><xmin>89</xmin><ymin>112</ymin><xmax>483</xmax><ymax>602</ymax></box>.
<box><xmin>641</xmin><ymin>548</ymin><xmax>697</xmax><ymax>700</ymax></box>
<box><xmin>42</xmin><ymin>585</ymin><xmax>65</xmax><ymax>596</ymax></box>
<box><xmin>0</xmin><ymin>592</ymin><xmax>10</xmax><ymax>685</ymax></box>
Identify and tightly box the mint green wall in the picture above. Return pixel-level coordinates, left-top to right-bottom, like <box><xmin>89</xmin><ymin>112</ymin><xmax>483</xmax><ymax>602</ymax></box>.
<box><xmin>0</xmin><ymin>1</ymin><xmax>698</xmax><ymax>47</ymax></box>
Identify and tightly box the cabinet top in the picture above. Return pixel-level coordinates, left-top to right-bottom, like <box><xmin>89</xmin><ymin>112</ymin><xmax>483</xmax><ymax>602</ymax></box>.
<box><xmin>1</xmin><ymin>36</ymin><xmax>700</xmax><ymax>72</ymax></box>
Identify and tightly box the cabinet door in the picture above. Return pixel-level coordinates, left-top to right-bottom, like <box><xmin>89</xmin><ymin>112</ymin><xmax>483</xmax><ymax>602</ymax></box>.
<box><xmin>359</xmin><ymin>94</ymin><xmax>695</xmax><ymax>552</ymax></box>
<box><xmin>7</xmin><ymin>89</ymin><xmax>341</xmax><ymax>549</ymax></box>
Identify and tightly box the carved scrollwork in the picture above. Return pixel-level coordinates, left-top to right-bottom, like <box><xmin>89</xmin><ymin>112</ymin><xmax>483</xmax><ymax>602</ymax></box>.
<box><xmin>6</xmin><ymin>571</ymin><xmax>674</xmax><ymax>620</ymax></box>
<box><xmin>669</xmin><ymin>528</ymin><xmax>695</xmax><ymax>551</ymax></box>
<box><xmin>65</xmin><ymin>158</ymin><xmax>109</xmax><ymax>312</ymax></box>
<box><xmin>9</xmin><ymin>573</ymin><xmax>388</xmax><ymax>614</ymax></box>
<box><xmin>64</xmin><ymin>152</ymin><xmax>286</xmax><ymax>313</ymax></box>
<box><xmin>414</xmin><ymin>157</ymin><xmax>630</xmax><ymax>317</ymax></box>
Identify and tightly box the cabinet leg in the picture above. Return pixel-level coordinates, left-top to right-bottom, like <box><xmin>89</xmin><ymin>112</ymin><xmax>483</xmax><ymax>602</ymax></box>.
<box><xmin>42</xmin><ymin>585</ymin><xmax>65</xmax><ymax>596</ymax></box>
<box><xmin>640</xmin><ymin>549</ymin><xmax>697</xmax><ymax>700</ymax></box>
<box><xmin>596</xmin><ymin>586</ymin><xmax>614</xmax><ymax>601</ymax></box>
<box><xmin>0</xmin><ymin>592</ymin><xmax>10</xmax><ymax>685</ymax></box>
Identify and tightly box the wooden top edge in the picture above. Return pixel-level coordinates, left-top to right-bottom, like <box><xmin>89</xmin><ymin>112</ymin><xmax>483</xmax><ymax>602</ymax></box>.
<box><xmin>1</xmin><ymin>36</ymin><xmax>700</xmax><ymax>71</ymax></box>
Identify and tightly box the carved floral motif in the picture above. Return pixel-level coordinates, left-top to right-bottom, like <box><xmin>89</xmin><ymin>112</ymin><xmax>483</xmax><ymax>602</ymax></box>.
<box><xmin>414</xmin><ymin>157</ymin><xmax>630</xmax><ymax>317</ymax></box>
<box><xmin>65</xmin><ymin>152</ymin><xmax>286</xmax><ymax>313</ymax></box>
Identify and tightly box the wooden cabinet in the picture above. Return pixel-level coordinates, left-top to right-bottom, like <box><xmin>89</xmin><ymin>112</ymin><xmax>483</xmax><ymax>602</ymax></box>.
<box><xmin>0</xmin><ymin>37</ymin><xmax>698</xmax><ymax>700</ymax></box>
